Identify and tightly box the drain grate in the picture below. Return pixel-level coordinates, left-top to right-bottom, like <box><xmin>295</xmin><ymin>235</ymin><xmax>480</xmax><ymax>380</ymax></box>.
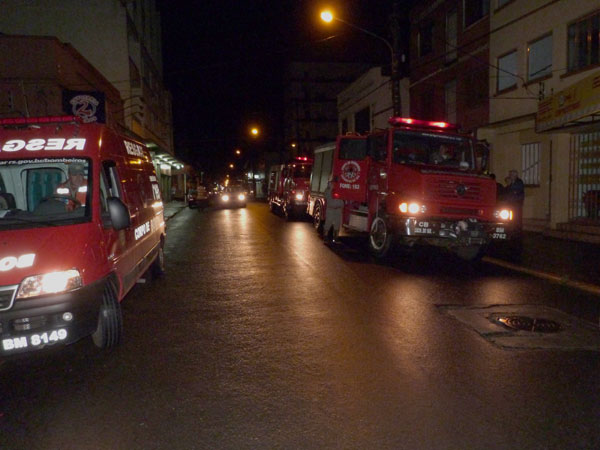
<box><xmin>495</xmin><ymin>315</ymin><xmax>562</xmax><ymax>333</ymax></box>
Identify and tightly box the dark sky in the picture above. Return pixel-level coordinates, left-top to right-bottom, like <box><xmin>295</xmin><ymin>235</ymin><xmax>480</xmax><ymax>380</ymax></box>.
<box><xmin>157</xmin><ymin>0</ymin><xmax>411</xmax><ymax>173</ymax></box>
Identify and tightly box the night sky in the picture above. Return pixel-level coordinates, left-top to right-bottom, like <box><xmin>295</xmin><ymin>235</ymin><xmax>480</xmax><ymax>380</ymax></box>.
<box><xmin>157</xmin><ymin>0</ymin><xmax>411</xmax><ymax>174</ymax></box>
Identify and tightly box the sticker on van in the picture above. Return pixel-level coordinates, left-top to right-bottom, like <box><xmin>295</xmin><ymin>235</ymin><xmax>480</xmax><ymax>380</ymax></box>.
<box><xmin>1</xmin><ymin>139</ymin><xmax>86</xmax><ymax>152</ymax></box>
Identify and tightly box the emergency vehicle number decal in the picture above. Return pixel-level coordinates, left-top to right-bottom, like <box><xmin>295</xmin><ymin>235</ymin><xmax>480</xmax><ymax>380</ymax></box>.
<box><xmin>0</xmin><ymin>254</ymin><xmax>35</xmax><ymax>271</ymax></box>
<box><xmin>134</xmin><ymin>221</ymin><xmax>151</xmax><ymax>240</ymax></box>
<box><xmin>1</xmin><ymin>139</ymin><xmax>86</xmax><ymax>152</ymax></box>
<box><xmin>340</xmin><ymin>161</ymin><xmax>361</xmax><ymax>186</ymax></box>
<box><xmin>415</xmin><ymin>221</ymin><xmax>433</xmax><ymax>235</ymax></box>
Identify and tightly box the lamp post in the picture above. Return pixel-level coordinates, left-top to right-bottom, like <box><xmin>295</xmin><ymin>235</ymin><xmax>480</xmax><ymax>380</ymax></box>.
<box><xmin>320</xmin><ymin>7</ymin><xmax>402</xmax><ymax>117</ymax></box>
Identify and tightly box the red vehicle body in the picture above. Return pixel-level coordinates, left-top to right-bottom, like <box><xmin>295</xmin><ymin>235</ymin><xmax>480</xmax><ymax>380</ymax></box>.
<box><xmin>0</xmin><ymin>116</ymin><xmax>166</xmax><ymax>355</ymax></box>
<box><xmin>310</xmin><ymin>117</ymin><xmax>515</xmax><ymax>260</ymax></box>
<box><xmin>268</xmin><ymin>157</ymin><xmax>313</xmax><ymax>220</ymax></box>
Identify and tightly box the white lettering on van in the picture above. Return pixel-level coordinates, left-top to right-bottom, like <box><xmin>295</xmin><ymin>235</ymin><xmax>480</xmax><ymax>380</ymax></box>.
<box><xmin>0</xmin><ymin>139</ymin><xmax>85</xmax><ymax>152</ymax></box>
<box><xmin>134</xmin><ymin>221</ymin><xmax>151</xmax><ymax>240</ymax></box>
<box><xmin>0</xmin><ymin>253</ymin><xmax>35</xmax><ymax>272</ymax></box>
<box><xmin>124</xmin><ymin>141</ymin><xmax>145</xmax><ymax>157</ymax></box>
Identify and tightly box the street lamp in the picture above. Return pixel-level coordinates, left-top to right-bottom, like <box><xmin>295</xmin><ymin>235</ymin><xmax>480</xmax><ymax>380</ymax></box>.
<box><xmin>250</xmin><ymin>127</ymin><xmax>259</xmax><ymax>137</ymax></box>
<box><xmin>319</xmin><ymin>8</ymin><xmax>401</xmax><ymax>116</ymax></box>
<box><xmin>235</xmin><ymin>149</ymin><xmax>241</xmax><ymax>156</ymax></box>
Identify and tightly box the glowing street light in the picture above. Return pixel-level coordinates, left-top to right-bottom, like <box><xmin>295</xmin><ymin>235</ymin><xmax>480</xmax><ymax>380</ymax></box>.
<box><xmin>250</xmin><ymin>127</ymin><xmax>259</xmax><ymax>137</ymax></box>
<box><xmin>235</xmin><ymin>149</ymin><xmax>241</xmax><ymax>155</ymax></box>
<box><xmin>229</xmin><ymin>163</ymin><xmax>234</xmax><ymax>169</ymax></box>
<box><xmin>319</xmin><ymin>8</ymin><xmax>402</xmax><ymax>116</ymax></box>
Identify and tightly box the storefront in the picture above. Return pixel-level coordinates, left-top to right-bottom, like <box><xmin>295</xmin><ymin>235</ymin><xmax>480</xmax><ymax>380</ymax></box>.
<box><xmin>537</xmin><ymin>71</ymin><xmax>600</xmax><ymax>224</ymax></box>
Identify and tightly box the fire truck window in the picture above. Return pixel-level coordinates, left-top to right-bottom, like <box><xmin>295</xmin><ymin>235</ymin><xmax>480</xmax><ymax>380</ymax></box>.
<box><xmin>368</xmin><ymin>134</ymin><xmax>387</xmax><ymax>161</ymax></box>
<box><xmin>339</xmin><ymin>139</ymin><xmax>367</xmax><ymax>160</ymax></box>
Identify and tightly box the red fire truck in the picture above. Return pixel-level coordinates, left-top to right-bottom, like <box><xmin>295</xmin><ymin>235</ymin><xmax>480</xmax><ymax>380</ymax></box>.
<box><xmin>267</xmin><ymin>156</ymin><xmax>313</xmax><ymax>220</ymax></box>
<box><xmin>315</xmin><ymin>117</ymin><xmax>515</xmax><ymax>261</ymax></box>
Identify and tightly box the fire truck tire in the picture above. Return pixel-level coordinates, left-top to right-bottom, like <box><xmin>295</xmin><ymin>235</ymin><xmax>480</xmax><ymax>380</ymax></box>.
<box><xmin>284</xmin><ymin>203</ymin><xmax>295</xmax><ymax>221</ymax></box>
<box><xmin>313</xmin><ymin>203</ymin><xmax>324</xmax><ymax>235</ymax></box>
<box><xmin>455</xmin><ymin>245</ymin><xmax>484</xmax><ymax>262</ymax></box>
<box><xmin>92</xmin><ymin>280</ymin><xmax>123</xmax><ymax>349</ymax></box>
<box><xmin>369</xmin><ymin>216</ymin><xmax>393</xmax><ymax>258</ymax></box>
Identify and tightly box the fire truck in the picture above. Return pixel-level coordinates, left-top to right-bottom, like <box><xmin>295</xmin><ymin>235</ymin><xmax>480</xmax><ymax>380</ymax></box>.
<box><xmin>267</xmin><ymin>156</ymin><xmax>313</xmax><ymax>220</ymax></box>
<box><xmin>313</xmin><ymin>117</ymin><xmax>515</xmax><ymax>261</ymax></box>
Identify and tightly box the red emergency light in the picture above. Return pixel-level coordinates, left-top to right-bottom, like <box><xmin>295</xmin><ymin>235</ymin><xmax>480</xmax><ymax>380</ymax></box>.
<box><xmin>388</xmin><ymin>117</ymin><xmax>457</xmax><ymax>131</ymax></box>
<box><xmin>295</xmin><ymin>156</ymin><xmax>313</xmax><ymax>162</ymax></box>
<box><xmin>0</xmin><ymin>115</ymin><xmax>81</xmax><ymax>125</ymax></box>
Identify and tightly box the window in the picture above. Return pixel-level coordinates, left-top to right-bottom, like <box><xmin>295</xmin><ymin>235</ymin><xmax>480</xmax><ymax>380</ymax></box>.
<box><xmin>339</xmin><ymin>138</ymin><xmax>367</xmax><ymax>160</ymax></box>
<box><xmin>497</xmin><ymin>50</ymin><xmax>518</xmax><ymax>92</ymax></box>
<box><xmin>528</xmin><ymin>34</ymin><xmax>552</xmax><ymax>81</ymax></box>
<box><xmin>418</xmin><ymin>22</ymin><xmax>433</xmax><ymax>57</ymax></box>
<box><xmin>354</xmin><ymin>106</ymin><xmax>370</xmax><ymax>134</ymax></box>
<box><xmin>464</xmin><ymin>0</ymin><xmax>490</xmax><ymax>28</ymax></box>
<box><xmin>445</xmin><ymin>80</ymin><xmax>457</xmax><ymax>124</ymax></box>
<box><xmin>521</xmin><ymin>142</ymin><xmax>540</xmax><ymax>186</ymax></box>
<box><xmin>446</xmin><ymin>11</ymin><xmax>457</xmax><ymax>62</ymax></box>
<box><xmin>568</xmin><ymin>11</ymin><xmax>600</xmax><ymax>72</ymax></box>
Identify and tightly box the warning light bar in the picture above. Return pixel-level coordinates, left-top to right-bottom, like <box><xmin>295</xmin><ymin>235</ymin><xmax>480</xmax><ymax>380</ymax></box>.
<box><xmin>295</xmin><ymin>156</ymin><xmax>313</xmax><ymax>162</ymax></box>
<box><xmin>388</xmin><ymin>117</ymin><xmax>457</xmax><ymax>130</ymax></box>
<box><xmin>0</xmin><ymin>116</ymin><xmax>81</xmax><ymax>125</ymax></box>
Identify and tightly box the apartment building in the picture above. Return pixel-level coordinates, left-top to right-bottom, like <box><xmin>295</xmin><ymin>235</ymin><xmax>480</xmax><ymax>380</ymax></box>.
<box><xmin>478</xmin><ymin>0</ymin><xmax>600</xmax><ymax>239</ymax></box>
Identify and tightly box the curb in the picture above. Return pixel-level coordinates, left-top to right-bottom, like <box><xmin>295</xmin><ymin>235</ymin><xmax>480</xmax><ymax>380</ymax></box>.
<box><xmin>164</xmin><ymin>206</ymin><xmax>186</xmax><ymax>222</ymax></box>
<box><xmin>483</xmin><ymin>256</ymin><xmax>600</xmax><ymax>296</ymax></box>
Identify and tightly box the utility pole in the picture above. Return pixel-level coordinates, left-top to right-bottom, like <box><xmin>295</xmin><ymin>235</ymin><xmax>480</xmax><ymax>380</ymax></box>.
<box><xmin>390</xmin><ymin>1</ymin><xmax>402</xmax><ymax>117</ymax></box>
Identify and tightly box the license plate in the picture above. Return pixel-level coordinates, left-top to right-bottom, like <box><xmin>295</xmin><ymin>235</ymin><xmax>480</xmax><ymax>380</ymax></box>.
<box><xmin>2</xmin><ymin>329</ymin><xmax>68</xmax><ymax>352</ymax></box>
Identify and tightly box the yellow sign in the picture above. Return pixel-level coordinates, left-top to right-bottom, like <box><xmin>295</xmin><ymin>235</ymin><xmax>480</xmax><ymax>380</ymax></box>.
<box><xmin>536</xmin><ymin>71</ymin><xmax>600</xmax><ymax>132</ymax></box>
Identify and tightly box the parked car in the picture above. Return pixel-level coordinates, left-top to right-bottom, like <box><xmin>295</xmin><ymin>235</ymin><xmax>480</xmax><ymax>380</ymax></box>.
<box><xmin>187</xmin><ymin>186</ymin><xmax>209</xmax><ymax>209</ymax></box>
<box><xmin>212</xmin><ymin>185</ymin><xmax>247</xmax><ymax>208</ymax></box>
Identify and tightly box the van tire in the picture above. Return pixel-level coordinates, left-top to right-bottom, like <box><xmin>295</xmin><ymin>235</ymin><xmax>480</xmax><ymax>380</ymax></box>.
<box><xmin>369</xmin><ymin>216</ymin><xmax>393</xmax><ymax>259</ymax></box>
<box><xmin>151</xmin><ymin>243</ymin><xmax>166</xmax><ymax>278</ymax></box>
<box><xmin>92</xmin><ymin>280</ymin><xmax>123</xmax><ymax>349</ymax></box>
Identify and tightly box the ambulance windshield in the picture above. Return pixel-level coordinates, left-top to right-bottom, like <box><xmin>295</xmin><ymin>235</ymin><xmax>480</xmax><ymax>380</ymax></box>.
<box><xmin>392</xmin><ymin>131</ymin><xmax>475</xmax><ymax>169</ymax></box>
<box><xmin>0</xmin><ymin>158</ymin><xmax>91</xmax><ymax>229</ymax></box>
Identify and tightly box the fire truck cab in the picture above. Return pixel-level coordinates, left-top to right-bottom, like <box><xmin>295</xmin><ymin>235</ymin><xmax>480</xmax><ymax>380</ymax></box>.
<box><xmin>268</xmin><ymin>157</ymin><xmax>313</xmax><ymax>220</ymax></box>
<box><xmin>329</xmin><ymin>117</ymin><xmax>515</xmax><ymax>261</ymax></box>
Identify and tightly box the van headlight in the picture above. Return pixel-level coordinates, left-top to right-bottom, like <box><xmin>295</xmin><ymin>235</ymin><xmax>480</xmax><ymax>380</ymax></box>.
<box><xmin>16</xmin><ymin>269</ymin><xmax>82</xmax><ymax>299</ymax></box>
<box><xmin>494</xmin><ymin>209</ymin><xmax>513</xmax><ymax>221</ymax></box>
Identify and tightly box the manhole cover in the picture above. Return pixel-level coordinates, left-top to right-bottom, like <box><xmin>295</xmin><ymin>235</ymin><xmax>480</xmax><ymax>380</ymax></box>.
<box><xmin>495</xmin><ymin>315</ymin><xmax>561</xmax><ymax>333</ymax></box>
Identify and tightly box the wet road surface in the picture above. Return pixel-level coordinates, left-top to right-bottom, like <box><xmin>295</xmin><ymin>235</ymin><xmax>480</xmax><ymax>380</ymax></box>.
<box><xmin>1</xmin><ymin>203</ymin><xmax>599</xmax><ymax>449</ymax></box>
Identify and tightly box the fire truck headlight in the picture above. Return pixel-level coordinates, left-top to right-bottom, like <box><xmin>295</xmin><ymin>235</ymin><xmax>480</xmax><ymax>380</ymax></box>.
<box><xmin>238</xmin><ymin>194</ymin><xmax>245</xmax><ymax>201</ymax></box>
<box><xmin>17</xmin><ymin>269</ymin><xmax>82</xmax><ymax>299</ymax></box>
<box><xmin>295</xmin><ymin>191</ymin><xmax>304</xmax><ymax>201</ymax></box>
<box><xmin>399</xmin><ymin>202</ymin><xmax>426</xmax><ymax>214</ymax></box>
<box><xmin>222</xmin><ymin>194</ymin><xmax>230</xmax><ymax>202</ymax></box>
<box><xmin>495</xmin><ymin>209</ymin><xmax>513</xmax><ymax>221</ymax></box>
<box><xmin>408</xmin><ymin>202</ymin><xmax>420</xmax><ymax>214</ymax></box>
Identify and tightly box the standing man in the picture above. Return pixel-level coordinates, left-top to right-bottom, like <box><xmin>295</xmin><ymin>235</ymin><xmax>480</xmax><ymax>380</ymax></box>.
<box><xmin>505</xmin><ymin>169</ymin><xmax>524</xmax><ymax>230</ymax></box>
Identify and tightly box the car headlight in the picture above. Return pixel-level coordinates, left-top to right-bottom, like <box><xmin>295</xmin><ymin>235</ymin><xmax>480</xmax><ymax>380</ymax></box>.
<box><xmin>238</xmin><ymin>194</ymin><xmax>246</xmax><ymax>201</ymax></box>
<box><xmin>16</xmin><ymin>269</ymin><xmax>82</xmax><ymax>299</ymax></box>
<box><xmin>494</xmin><ymin>209</ymin><xmax>513</xmax><ymax>221</ymax></box>
<box><xmin>222</xmin><ymin>194</ymin><xmax>230</xmax><ymax>202</ymax></box>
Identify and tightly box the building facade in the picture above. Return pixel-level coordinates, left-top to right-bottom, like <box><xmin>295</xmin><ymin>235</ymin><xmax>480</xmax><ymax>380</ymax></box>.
<box><xmin>283</xmin><ymin>61</ymin><xmax>370</xmax><ymax>160</ymax></box>
<box><xmin>478</xmin><ymin>0</ymin><xmax>600</xmax><ymax>239</ymax></box>
<box><xmin>409</xmin><ymin>0</ymin><xmax>491</xmax><ymax>132</ymax></box>
<box><xmin>337</xmin><ymin>67</ymin><xmax>410</xmax><ymax>133</ymax></box>
<box><xmin>0</xmin><ymin>0</ymin><xmax>186</xmax><ymax>200</ymax></box>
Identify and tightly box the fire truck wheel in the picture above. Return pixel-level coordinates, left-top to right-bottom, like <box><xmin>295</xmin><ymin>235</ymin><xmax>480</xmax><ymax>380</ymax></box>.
<box><xmin>284</xmin><ymin>203</ymin><xmax>295</xmax><ymax>221</ymax></box>
<box><xmin>369</xmin><ymin>216</ymin><xmax>393</xmax><ymax>258</ymax></box>
<box><xmin>92</xmin><ymin>280</ymin><xmax>123</xmax><ymax>349</ymax></box>
<box><xmin>313</xmin><ymin>203</ymin><xmax>324</xmax><ymax>235</ymax></box>
<box><xmin>455</xmin><ymin>245</ymin><xmax>484</xmax><ymax>262</ymax></box>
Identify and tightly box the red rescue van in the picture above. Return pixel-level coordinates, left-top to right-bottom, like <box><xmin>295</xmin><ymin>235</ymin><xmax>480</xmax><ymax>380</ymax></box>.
<box><xmin>0</xmin><ymin>116</ymin><xmax>166</xmax><ymax>355</ymax></box>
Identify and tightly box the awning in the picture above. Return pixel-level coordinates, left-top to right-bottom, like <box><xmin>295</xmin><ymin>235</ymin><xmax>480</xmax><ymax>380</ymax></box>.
<box><xmin>536</xmin><ymin>70</ymin><xmax>600</xmax><ymax>132</ymax></box>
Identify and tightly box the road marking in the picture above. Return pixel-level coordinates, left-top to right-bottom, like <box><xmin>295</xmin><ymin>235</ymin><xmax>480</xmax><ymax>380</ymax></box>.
<box><xmin>483</xmin><ymin>256</ymin><xmax>600</xmax><ymax>296</ymax></box>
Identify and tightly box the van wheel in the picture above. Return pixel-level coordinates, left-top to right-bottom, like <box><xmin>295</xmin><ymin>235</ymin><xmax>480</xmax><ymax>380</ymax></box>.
<box><xmin>151</xmin><ymin>244</ymin><xmax>165</xmax><ymax>278</ymax></box>
<box><xmin>369</xmin><ymin>216</ymin><xmax>393</xmax><ymax>259</ymax></box>
<box><xmin>313</xmin><ymin>203</ymin><xmax>324</xmax><ymax>236</ymax></box>
<box><xmin>92</xmin><ymin>281</ymin><xmax>122</xmax><ymax>349</ymax></box>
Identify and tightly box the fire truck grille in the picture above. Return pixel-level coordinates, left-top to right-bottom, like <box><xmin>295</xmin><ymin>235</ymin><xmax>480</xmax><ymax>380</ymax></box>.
<box><xmin>440</xmin><ymin>207</ymin><xmax>481</xmax><ymax>216</ymax></box>
<box><xmin>427</xmin><ymin>179</ymin><xmax>482</xmax><ymax>201</ymax></box>
<box><xmin>0</xmin><ymin>286</ymin><xmax>17</xmax><ymax>311</ymax></box>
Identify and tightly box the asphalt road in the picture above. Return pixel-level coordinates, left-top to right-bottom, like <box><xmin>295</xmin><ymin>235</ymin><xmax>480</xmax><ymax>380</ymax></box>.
<box><xmin>1</xmin><ymin>203</ymin><xmax>599</xmax><ymax>449</ymax></box>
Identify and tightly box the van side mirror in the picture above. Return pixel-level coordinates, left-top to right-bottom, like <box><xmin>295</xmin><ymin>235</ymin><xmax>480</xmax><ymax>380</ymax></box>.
<box><xmin>107</xmin><ymin>197</ymin><xmax>131</xmax><ymax>230</ymax></box>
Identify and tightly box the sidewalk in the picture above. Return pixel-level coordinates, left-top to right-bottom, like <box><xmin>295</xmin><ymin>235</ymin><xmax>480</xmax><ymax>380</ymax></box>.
<box><xmin>163</xmin><ymin>200</ymin><xmax>186</xmax><ymax>221</ymax></box>
<box><xmin>486</xmin><ymin>232</ymin><xmax>600</xmax><ymax>295</ymax></box>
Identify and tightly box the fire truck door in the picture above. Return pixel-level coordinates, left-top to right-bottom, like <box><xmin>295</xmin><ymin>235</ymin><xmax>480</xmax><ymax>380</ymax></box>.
<box><xmin>332</xmin><ymin>136</ymin><xmax>368</xmax><ymax>202</ymax></box>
